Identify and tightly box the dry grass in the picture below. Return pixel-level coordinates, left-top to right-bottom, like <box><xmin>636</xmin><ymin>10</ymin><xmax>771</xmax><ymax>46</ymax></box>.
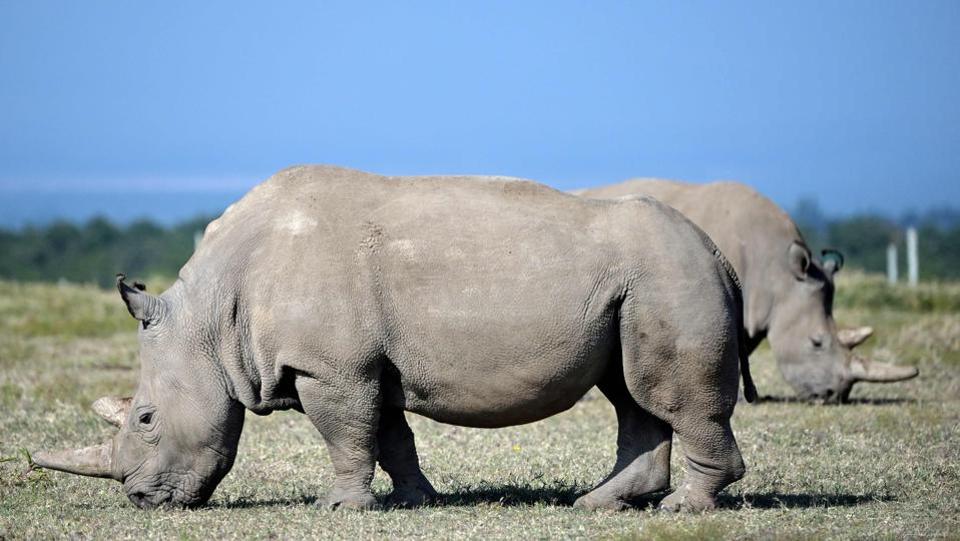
<box><xmin>0</xmin><ymin>277</ymin><xmax>957</xmax><ymax>539</ymax></box>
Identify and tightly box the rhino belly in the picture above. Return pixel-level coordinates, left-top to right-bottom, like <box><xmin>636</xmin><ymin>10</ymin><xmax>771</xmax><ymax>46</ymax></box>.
<box><xmin>383</xmin><ymin>313</ymin><xmax>618</xmax><ymax>428</ymax></box>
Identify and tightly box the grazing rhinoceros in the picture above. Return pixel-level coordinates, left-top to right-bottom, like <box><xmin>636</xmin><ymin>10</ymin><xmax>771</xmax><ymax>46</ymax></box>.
<box><xmin>578</xmin><ymin>179</ymin><xmax>918</xmax><ymax>402</ymax></box>
<box><xmin>35</xmin><ymin>165</ymin><xmax>754</xmax><ymax>512</ymax></box>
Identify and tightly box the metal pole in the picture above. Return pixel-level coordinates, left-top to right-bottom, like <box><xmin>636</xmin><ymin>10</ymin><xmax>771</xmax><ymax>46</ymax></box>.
<box><xmin>887</xmin><ymin>243</ymin><xmax>898</xmax><ymax>284</ymax></box>
<box><xmin>906</xmin><ymin>227</ymin><xmax>918</xmax><ymax>287</ymax></box>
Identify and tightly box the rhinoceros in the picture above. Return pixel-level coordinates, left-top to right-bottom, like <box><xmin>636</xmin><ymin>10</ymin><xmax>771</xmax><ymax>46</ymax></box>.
<box><xmin>35</xmin><ymin>165</ymin><xmax>753</xmax><ymax>512</ymax></box>
<box><xmin>578</xmin><ymin>179</ymin><xmax>918</xmax><ymax>402</ymax></box>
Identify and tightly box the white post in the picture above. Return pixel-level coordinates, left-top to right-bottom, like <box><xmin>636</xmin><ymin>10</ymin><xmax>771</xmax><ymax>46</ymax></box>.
<box><xmin>886</xmin><ymin>243</ymin><xmax>898</xmax><ymax>284</ymax></box>
<box><xmin>906</xmin><ymin>227</ymin><xmax>918</xmax><ymax>287</ymax></box>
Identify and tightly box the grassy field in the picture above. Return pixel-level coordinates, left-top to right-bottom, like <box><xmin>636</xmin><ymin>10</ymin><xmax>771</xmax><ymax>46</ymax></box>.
<box><xmin>1</xmin><ymin>273</ymin><xmax>957</xmax><ymax>539</ymax></box>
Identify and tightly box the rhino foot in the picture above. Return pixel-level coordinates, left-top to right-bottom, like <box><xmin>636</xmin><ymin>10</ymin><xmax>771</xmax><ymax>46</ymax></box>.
<box><xmin>573</xmin><ymin>493</ymin><xmax>631</xmax><ymax>512</ymax></box>
<box><xmin>657</xmin><ymin>484</ymin><xmax>717</xmax><ymax>513</ymax></box>
<box><xmin>386</xmin><ymin>478</ymin><xmax>437</xmax><ymax>508</ymax></box>
<box><xmin>321</xmin><ymin>488</ymin><xmax>380</xmax><ymax>511</ymax></box>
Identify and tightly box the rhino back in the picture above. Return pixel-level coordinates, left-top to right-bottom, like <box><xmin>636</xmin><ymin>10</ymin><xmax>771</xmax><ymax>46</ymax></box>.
<box><xmin>580</xmin><ymin>179</ymin><xmax>801</xmax><ymax>285</ymax></box>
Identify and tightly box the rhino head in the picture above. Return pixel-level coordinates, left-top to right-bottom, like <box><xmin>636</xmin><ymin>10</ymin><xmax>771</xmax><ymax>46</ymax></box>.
<box><xmin>766</xmin><ymin>242</ymin><xmax>918</xmax><ymax>402</ymax></box>
<box><xmin>33</xmin><ymin>276</ymin><xmax>244</xmax><ymax>508</ymax></box>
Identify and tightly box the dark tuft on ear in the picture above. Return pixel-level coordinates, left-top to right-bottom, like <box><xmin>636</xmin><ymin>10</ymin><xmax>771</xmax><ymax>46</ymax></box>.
<box><xmin>821</xmin><ymin>249</ymin><xmax>844</xmax><ymax>276</ymax></box>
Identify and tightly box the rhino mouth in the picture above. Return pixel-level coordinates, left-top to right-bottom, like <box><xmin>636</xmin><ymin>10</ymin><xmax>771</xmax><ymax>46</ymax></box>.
<box><xmin>127</xmin><ymin>490</ymin><xmax>171</xmax><ymax>510</ymax></box>
<box><xmin>123</xmin><ymin>473</ymin><xmax>209</xmax><ymax>509</ymax></box>
<box><xmin>803</xmin><ymin>386</ymin><xmax>848</xmax><ymax>404</ymax></box>
<box><xmin>124</xmin><ymin>487</ymin><xmax>207</xmax><ymax>510</ymax></box>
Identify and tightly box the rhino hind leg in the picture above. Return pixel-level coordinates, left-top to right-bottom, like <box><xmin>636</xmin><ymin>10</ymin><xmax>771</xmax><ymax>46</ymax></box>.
<box><xmin>377</xmin><ymin>406</ymin><xmax>437</xmax><ymax>507</ymax></box>
<box><xmin>295</xmin><ymin>374</ymin><xmax>380</xmax><ymax>510</ymax></box>
<box><xmin>616</xmin><ymin>290</ymin><xmax>746</xmax><ymax>513</ymax></box>
<box><xmin>574</xmin><ymin>374</ymin><xmax>672</xmax><ymax>511</ymax></box>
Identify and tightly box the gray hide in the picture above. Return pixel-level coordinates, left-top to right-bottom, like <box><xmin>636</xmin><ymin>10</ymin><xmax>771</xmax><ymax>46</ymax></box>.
<box><xmin>578</xmin><ymin>179</ymin><xmax>918</xmax><ymax>402</ymax></box>
<box><xmin>35</xmin><ymin>165</ymin><xmax>752</xmax><ymax>513</ymax></box>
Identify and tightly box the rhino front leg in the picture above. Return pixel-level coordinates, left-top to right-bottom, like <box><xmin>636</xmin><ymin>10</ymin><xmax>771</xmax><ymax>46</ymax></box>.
<box><xmin>296</xmin><ymin>375</ymin><xmax>380</xmax><ymax>510</ymax></box>
<box><xmin>574</xmin><ymin>376</ymin><xmax>672</xmax><ymax>511</ymax></box>
<box><xmin>377</xmin><ymin>406</ymin><xmax>437</xmax><ymax>507</ymax></box>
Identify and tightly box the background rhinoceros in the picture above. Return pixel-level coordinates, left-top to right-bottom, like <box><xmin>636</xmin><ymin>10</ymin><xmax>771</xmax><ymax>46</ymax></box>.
<box><xmin>579</xmin><ymin>179</ymin><xmax>918</xmax><ymax>402</ymax></box>
<box><xmin>34</xmin><ymin>166</ymin><xmax>753</xmax><ymax>513</ymax></box>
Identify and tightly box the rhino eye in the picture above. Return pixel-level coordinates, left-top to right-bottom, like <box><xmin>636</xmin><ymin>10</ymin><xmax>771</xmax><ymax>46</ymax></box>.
<box><xmin>810</xmin><ymin>336</ymin><xmax>824</xmax><ymax>349</ymax></box>
<box><xmin>138</xmin><ymin>412</ymin><xmax>154</xmax><ymax>426</ymax></box>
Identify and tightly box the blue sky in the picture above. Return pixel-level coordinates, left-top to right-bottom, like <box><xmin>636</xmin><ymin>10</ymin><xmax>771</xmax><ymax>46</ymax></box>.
<box><xmin>1</xmin><ymin>1</ymin><xmax>958</xmax><ymax>217</ymax></box>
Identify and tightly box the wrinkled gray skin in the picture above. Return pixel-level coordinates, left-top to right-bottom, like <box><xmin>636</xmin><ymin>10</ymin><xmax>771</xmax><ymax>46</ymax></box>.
<box><xmin>35</xmin><ymin>165</ymin><xmax>754</xmax><ymax>513</ymax></box>
<box><xmin>579</xmin><ymin>179</ymin><xmax>918</xmax><ymax>402</ymax></box>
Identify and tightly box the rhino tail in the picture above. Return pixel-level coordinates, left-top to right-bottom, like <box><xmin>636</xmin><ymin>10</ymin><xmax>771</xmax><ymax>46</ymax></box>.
<box><xmin>739</xmin><ymin>324</ymin><xmax>758</xmax><ymax>403</ymax></box>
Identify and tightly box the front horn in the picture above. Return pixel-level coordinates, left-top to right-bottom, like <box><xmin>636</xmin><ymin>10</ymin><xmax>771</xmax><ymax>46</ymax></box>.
<box><xmin>849</xmin><ymin>356</ymin><xmax>919</xmax><ymax>383</ymax></box>
<box><xmin>33</xmin><ymin>442</ymin><xmax>118</xmax><ymax>480</ymax></box>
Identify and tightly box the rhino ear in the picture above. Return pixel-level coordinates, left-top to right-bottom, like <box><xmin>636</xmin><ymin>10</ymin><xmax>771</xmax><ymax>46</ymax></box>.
<box><xmin>788</xmin><ymin>242</ymin><xmax>811</xmax><ymax>280</ymax></box>
<box><xmin>821</xmin><ymin>249</ymin><xmax>844</xmax><ymax>276</ymax></box>
<box><xmin>117</xmin><ymin>274</ymin><xmax>162</xmax><ymax>325</ymax></box>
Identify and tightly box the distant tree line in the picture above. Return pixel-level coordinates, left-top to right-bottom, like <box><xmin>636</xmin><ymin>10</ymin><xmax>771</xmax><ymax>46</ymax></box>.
<box><xmin>0</xmin><ymin>216</ymin><xmax>210</xmax><ymax>287</ymax></box>
<box><xmin>0</xmin><ymin>204</ymin><xmax>958</xmax><ymax>286</ymax></box>
<box><xmin>793</xmin><ymin>199</ymin><xmax>960</xmax><ymax>281</ymax></box>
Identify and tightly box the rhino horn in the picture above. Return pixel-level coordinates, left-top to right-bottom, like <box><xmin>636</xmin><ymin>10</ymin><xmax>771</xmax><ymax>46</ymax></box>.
<box><xmin>849</xmin><ymin>356</ymin><xmax>919</xmax><ymax>383</ymax></box>
<box><xmin>837</xmin><ymin>326</ymin><xmax>874</xmax><ymax>349</ymax></box>
<box><xmin>92</xmin><ymin>396</ymin><xmax>132</xmax><ymax>427</ymax></box>
<box><xmin>33</xmin><ymin>442</ymin><xmax>117</xmax><ymax>480</ymax></box>
<box><xmin>116</xmin><ymin>273</ymin><xmax>162</xmax><ymax>323</ymax></box>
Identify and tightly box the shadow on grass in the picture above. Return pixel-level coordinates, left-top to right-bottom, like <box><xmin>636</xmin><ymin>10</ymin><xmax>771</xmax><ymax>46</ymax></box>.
<box><xmin>216</xmin><ymin>495</ymin><xmax>318</xmax><ymax>509</ymax></box>
<box><xmin>721</xmin><ymin>492</ymin><xmax>894</xmax><ymax>509</ymax></box>
<box><xmin>845</xmin><ymin>397</ymin><xmax>915</xmax><ymax>405</ymax></box>
<box><xmin>439</xmin><ymin>482</ymin><xmax>586</xmax><ymax>507</ymax></box>
<box><xmin>210</xmin><ymin>484</ymin><xmax>589</xmax><ymax>509</ymax></box>
<box><xmin>445</xmin><ymin>488</ymin><xmax>890</xmax><ymax>510</ymax></box>
<box><xmin>208</xmin><ymin>486</ymin><xmax>891</xmax><ymax>511</ymax></box>
<box><xmin>204</xmin><ymin>481</ymin><xmax>896</xmax><ymax>511</ymax></box>
<box><xmin>754</xmin><ymin>395</ymin><xmax>915</xmax><ymax>405</ymax></box>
